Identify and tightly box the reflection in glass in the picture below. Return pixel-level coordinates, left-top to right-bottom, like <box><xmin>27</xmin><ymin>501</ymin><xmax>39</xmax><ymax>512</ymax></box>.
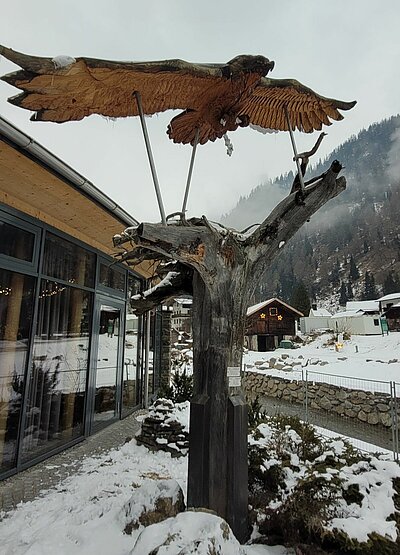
<box><xmin>94</xmin><ymin>306</ymin><xmax>120</xmax><ymax>423</ymax></box>
<box><xmin>0</xmin><ymin>268</ymin><xmax>35</xmax><ymax>472</ymax></box>
<box><xmin>43</xmin><ymin>232</ymin><xmax>95</xmax><ymax>288</ymax></box>
<box><xmin>0</xmin><ymin>220</ymin><xmax>35</xmax><ymax>262</ymax></box>
<box><xmin>99</xmin><ymin>263</ymin><xmax>126</xmax><ymax>292</ymax></box>
<box><xmin>21</xmin><ymin>280</ymin><xmax>91</xmax><ymax>461</ymax></box>
<box><xmin>122</xmin><ymin>275</ymin><xmax>142</xmax><ymax>414</ymax></box>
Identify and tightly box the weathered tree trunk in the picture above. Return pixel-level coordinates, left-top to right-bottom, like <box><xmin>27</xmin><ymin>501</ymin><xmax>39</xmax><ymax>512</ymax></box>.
<box><xmin>188</xmin><ymin>270</ymin><xmax>250</xmax><ymax>540</ymax></box>
<box><xmin>113</xmin><ymin>160</ymin><xmax>347</xmax><ymax>542</ymax></box>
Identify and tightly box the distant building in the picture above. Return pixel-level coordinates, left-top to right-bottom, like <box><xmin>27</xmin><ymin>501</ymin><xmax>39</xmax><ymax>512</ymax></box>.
<box><xmin>300</xmin><ymin>304</ymin><xmax>332</xmax><ymax>333</ymax></box>
<box><xmin>331</xmin><ymin>309</ymin><xmax>381</xmax><ymax>335</ymax></box>
<box><xmin>171</xmin><ymin>297</ymin><xmax>192</xmax><ymax>336</ymax></box>
<box><xmin>379</xmin><ymin>293</ymin><xmax>400</xmax><ymax>331</ymax></box>
<box><xmin>245</xmin><ymin>298</ymin><xmax>303</xmax><ymax>351</ymax></box>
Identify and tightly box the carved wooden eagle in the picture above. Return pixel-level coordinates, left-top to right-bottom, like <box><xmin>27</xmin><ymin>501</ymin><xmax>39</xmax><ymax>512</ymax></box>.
<box><xmin>0</xmin><ymin>46</ymin><xmax>356</xmax><ymax>146</ymax></box>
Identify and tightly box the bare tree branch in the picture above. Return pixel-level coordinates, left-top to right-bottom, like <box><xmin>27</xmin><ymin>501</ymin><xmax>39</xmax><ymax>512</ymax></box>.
<box><xmin>247</xmin><ymin>160</ymin><xmax>345</xmax><ymax>282</ymax></box>
<box><xmin>130</xmin><ymin>262</ymin><xmax>193</xmax><ymax>314</ymax></box>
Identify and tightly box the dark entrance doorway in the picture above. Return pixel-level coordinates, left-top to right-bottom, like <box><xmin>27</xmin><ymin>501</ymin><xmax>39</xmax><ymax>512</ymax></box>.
<box><xmin>257</xmin><ymin>335</ymin><xmax>275</xmax><ymax>352</ymax></box>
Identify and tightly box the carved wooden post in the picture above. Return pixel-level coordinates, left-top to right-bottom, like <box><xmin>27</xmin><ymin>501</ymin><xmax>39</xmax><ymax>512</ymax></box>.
<box><xmin>188</xmin><ymin>270</ymin><xmax>250</xmax><ymax>541</ymax></box>
<box><xmin>113</xmin><ymin>160</ymin><xmax>347</xmax><ymax>541</ymax></box>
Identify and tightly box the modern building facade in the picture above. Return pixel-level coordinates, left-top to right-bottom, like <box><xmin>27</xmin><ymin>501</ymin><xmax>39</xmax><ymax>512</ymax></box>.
<box><xmin>0</xmin><ymin>117</ymin><xmax>157</xmax><ymax>480</ymax></box>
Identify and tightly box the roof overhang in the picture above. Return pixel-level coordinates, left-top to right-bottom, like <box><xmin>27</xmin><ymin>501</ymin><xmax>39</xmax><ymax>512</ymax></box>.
<box><xmin>0</xmin><ymin>117</ymin><xmax>153</xmax><ymax>278</ymax></box>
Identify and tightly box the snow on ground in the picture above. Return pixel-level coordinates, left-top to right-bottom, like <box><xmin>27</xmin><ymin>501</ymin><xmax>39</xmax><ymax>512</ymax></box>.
<box><xmin>243</xmin><ymin>332</ymin><xmax>400</xmax><ymax>392</ymax></box>
<box><xmin>0</xmin><ymin>441</ymin><xmax>187</xmax><ymax>555</ymax></box>
<box><xmin>250</xmin><ymin>418</ymin><xmax>400</xmax><ymax>547</ymax></box>
<box><xmin>0</xmin><ymin>403</ymin><xmax>291</xmax><ymax>555</ymax></box>
<box><xmin>2</xmin><ymin>330</ymin><xmax>399</xmax><ymax>554</ymax></box>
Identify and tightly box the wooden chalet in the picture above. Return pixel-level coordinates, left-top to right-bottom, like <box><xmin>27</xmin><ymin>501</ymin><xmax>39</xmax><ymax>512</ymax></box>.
<box><xmin>245</xmin><ymin>298</ymin><xmax>303</xmax><ymax>351</ymax></box>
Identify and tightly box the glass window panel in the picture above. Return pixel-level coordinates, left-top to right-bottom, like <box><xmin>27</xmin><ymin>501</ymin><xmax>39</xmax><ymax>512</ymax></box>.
<box><xmin>43</xmin><ymin>233</ymin><xmax>95</xmax><ymax>288</ymax></box>
<box><xmin>122</xmin><ymin>277</ymin><xmax>142</xmax><ymax>414</ymax></box>
<box><xmin>21</xmin><ymin>280</ymin><xmax>92</xmax><ymax>462</ymax></box>
<box><xmin>99</xmin><ymin>263</ymin><xmax>125</xmax><ymax>293</ymax></box>
<box><xmin>122</xmin><ymin>274</ymin><xmax>144</xmax><ymax>413</ymax></box>
<box><xmin>0</xmin><ymin>220</ymin><xmax>35</xmax><ymax>262</ymax></box>
<box><xmin>94</xmin><ymin>306</ymin><xmax>121</xmax><ymax>423</ymax></box>
<box><xmin>128</xmin><ymin>274</ymin><xmax>141</xmax><ymax>298</ymax></box>
<box><xmin>0</xmin><ymin>268</ymin><xmax>35</xmax><ymax>472</ymax></box>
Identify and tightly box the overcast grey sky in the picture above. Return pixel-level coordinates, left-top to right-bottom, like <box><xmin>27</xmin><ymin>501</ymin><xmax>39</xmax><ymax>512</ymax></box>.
<box><xmin>1</xmin><ymin>1</ymin><xmax>399</xmax><ymax>223</ymax></box>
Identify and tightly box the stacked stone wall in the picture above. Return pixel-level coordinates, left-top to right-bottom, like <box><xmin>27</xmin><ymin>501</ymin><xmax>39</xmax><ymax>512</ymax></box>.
<box><xmin>136</xmin><ymin>399</ymin><xmax>189</xmax><ymax>457</ymax></box>
<box><xmin>243</xmin><ymin>371</ymin><xmax>394</xmax><ymax>427</ymax></box>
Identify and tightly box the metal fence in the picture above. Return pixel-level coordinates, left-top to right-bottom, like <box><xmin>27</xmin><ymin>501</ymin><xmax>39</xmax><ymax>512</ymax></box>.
<box><xmin>251</xmin><ymin>370</ymin><xmax>400</xmax><ymax>461</ymax></box>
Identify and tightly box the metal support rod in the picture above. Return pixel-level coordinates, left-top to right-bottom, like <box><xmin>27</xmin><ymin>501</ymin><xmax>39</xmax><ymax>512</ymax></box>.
<box><xmin>143</xmin><ymin>310</ymin><xmax>151</xmax><ymax>409</ymax></box>
<box><xmin>305</xmin><ymin>367</ymin><xmax>309</xmax><ymax>423</ymax></box>
<box><xmin>392</xmin><ymin>381</ymin><xmax>399</xmax><ymax>461</ymax></box>
<box><xmin>284</xmin><ymin>105</ymin><xmax>306</xmax><ymax>194</ymax></box>
<box><xmin>391</xmin><ymin>381</ymin><xmax>396</xmax><ymax>460</ymax></box>
<box><xmin>181</xmin><ymin>127</ymin><xmax>200</xmax><ymax>214</ymax></box>
<box><xmin>134</xmin><ymin>91</ymin><xmax>167</xmax><ymax>225</ymax></box>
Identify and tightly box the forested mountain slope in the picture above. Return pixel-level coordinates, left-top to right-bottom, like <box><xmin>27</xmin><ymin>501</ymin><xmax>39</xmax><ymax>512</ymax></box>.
<box><xmin>222</xmin><ymin>116</ymin><xmax>400</xmax><ymax>311</ymax></box>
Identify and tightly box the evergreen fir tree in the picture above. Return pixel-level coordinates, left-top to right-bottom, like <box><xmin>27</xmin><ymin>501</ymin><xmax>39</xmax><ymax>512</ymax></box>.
<box><xmin>346</xmin><ymin>280</ymin><xmax>354</xmax><ymax>299</ymax></box>
<box><xmin>290</xmin><ymin>281</ymin><xmax>311</xmax><ymax>316</ymax></box>
<box><xmin>363</xmin><ymin>239</ymin><xmax>369</xmax><ymax>254</ymax></box>
<box><xmin>362</xmin><ymin>271</ymin><xmax>378</xmax><ymax>300</ymax></box>
<box><xmin>304</xmin><ymin>236</ymin><xmax>313</xmax><ymax>258</ymax></box>
<box><xmin>330</xmin><ymin>259</ymin><xmax>340</xmax><ymax>288</ymax></box>
<box><xmin>383</xmin><ymin>271</ymin><xmax>400</xmax><ymax>295</ymax></box>
<box><xmin>339</xmin><ymin>281</ymin><xmax>348</xmax><ymax>306</ymax></box>
<box><xmin>349</xmin><ymin>255</ymin><xmax>360</xmax><ymax>280</ymax></box>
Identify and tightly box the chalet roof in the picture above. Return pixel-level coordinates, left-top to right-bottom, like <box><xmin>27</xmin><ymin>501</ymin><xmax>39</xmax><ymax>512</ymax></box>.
<box><xmin>246</xmin><ymin>298</ymin><xmax>303</xmax><ymax>318</ymax></box>
<box><xmin>345</xmin><ymin>300</ymin><xmax>379</xmax><ymax>313</ymax></box>
<box><xmin>378</xmin><ymin>293</ymin><xmax>400</xmax><ymax>302</ymax></box>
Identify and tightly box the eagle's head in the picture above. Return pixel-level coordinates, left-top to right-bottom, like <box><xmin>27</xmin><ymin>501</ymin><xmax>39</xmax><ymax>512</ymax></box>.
<box><xmin>224</xmin><ymin>54</ymin><xmax>275</xmax><ymax>78</ymax></box>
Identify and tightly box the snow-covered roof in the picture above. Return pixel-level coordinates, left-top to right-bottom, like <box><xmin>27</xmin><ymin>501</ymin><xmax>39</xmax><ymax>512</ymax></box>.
<box><xmin>332</xmin><ymin>309</ymin><xmax>362</xmax><ymax>319</ymax></box>
<box><xmin>346</xmin><ymin>300</ymin><xmax>379</xmax><ymax>313</ymax></box>
<box><xmin>247</xmin><ymin>297</ymin><xmax>303</xmax><ymax>317</ymax></box>
<box><xmin>332</xmin><ymin>308</ymin><xmax>378</xmax><ymax>319</ymax></box>
<box><xmin>384</xmin><ymin>302</ymin><xmax>400</xmax><ymax>310</ymax></box>
<box><xmin>309</xmin><ymin>308</ymin><xmax>331</xmax><ymax>317</ymax></box>
<box><xmin>378</xmin><ymin>292</ymin><xmax>400</xmax><ymax>302</ymax></box>
<box><xmin>174</xmin><ymin>298</ymin><xmax>193</xmax><ymax>305</ymax></box>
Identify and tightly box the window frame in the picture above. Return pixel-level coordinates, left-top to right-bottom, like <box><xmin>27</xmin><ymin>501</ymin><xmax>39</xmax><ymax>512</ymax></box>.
<box><xmin>0</xmin><ymin>209</ymin><xmax>41</xmax><ymax>273</ymax></box>
<box><xmin>96</xmin><ymin>256</ymin><xmax>127</xmax><ymax>298</ymax></box>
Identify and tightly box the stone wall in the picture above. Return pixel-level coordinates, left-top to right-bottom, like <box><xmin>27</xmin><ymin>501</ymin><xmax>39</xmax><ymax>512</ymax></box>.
<box><xmin>243</xmin><ymin>371</ymin><xmax>394</xmax><ymax>427</ymax></box>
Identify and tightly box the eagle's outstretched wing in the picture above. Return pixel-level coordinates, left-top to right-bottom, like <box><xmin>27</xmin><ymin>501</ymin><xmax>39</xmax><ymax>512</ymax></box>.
<box><xmin>0</xmin><ymin>45</ymin><xmax>227</xmax><ymax>123</ymax></box>
<box><xmin>0</xmin><ymin>46</ymin><xmax>355</xmax><ymax>144</ymax></box>
<box><xmin>240</xmin><ymin>77</ymin><xmax>356</xmax><ymax>134</ymax></box>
